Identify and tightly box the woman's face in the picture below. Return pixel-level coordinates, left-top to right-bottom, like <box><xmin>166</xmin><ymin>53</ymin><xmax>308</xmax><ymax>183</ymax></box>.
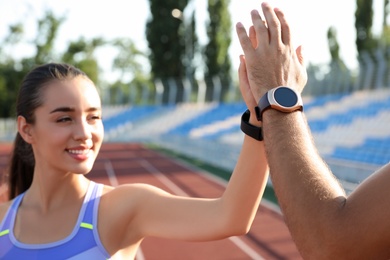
<box><xmin>28</xmin><ymin>76</ymin><xmax>104</xmax><ymax>176</ymax></box>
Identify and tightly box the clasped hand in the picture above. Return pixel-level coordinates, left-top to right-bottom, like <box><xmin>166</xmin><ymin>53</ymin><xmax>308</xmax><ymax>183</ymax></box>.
<box><xmin>236</xmin><ymin>2</ymin><xmax>308</xmax><ymax>103</ymax></box>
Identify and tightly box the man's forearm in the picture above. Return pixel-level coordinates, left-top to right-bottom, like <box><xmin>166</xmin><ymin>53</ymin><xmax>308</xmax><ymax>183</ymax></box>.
<box><xmin>263</xmin><ymin>109</ymin><xmax>346</xmax><ymax>257</ymax></box>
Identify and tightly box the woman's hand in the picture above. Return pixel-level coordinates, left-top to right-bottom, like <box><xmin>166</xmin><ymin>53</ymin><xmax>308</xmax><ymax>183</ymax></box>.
<box><xmin>238</xmin><ymin>55</ymin><xmax>259</xmax><ymax>125</ymax></box>
<box><xmin>238</xmin><ymin>25</ymin><xmax>261</xmax><ymax>125</ymax></box>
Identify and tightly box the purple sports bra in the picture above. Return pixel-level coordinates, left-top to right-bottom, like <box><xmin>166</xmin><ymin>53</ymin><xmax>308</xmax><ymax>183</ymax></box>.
<box><xmin>0</xmin><ymin>181</ymin><xmax>111</xmax><ymax>259</ymax></box>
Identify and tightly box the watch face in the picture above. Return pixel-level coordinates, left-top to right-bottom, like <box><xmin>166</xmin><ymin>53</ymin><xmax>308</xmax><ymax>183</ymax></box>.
<box><xmin>274</xmin><ymin>87</ymin><xmax>298</xmax><ymax>107</ymax></box>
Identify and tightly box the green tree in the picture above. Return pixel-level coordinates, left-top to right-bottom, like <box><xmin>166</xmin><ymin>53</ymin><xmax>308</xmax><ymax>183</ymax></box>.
<box><xmin>111</xmin><ymin>38</ymin><xmax>153</xmax><ymax>104</ymax></box>
<box><xmin>34</xmin><ymin>10</ymin><xmax>66</xmax><ymax>64</ymax></box>
<box><xmin>204</xmin><ymin>0</ymin><xmax>232</xmax><ymax>102</ymax></box>
<box><xmin>61</xmin><ymin>37</ymin><xmax>105</xmax><ymax>84</ymax></box>
<box><xmin>146</xmin><ymin>0</ymin><xmax>188</xmax><ymax>79</ymax></box>
<box><xmin>0</xmin><ymin>23</ymin><xmax>25</xmax><ymax>117</ymax></box>
<box><xmin>0</xmin><ymin>64</ymin><xmax>26</xmax><ymax>117</ymax></box>
<box><xmin>146</xmin><ymin>0</ymin><xmax>199</xmax><ymax>104</ymax></box>
<box><xmin>0</xmin><ymin>10</ymin><xmax>66</xmax><ymax>117</ymax></box>
<box><xmin>355</xmin><ymin>0</ymin><xmax>375</xmax><ymax>55</ymax></box>
<box><xmin>327</xmin><ymin>26</ymin><xmax>348</xmax><ymax>69</ymax></box>
<box><xmin>381</xmin><ymin>0</ymin><xmax>390</xmax><ymax>46</ymax></box>
<box><xmin>0</xmin><ymin>23</ymin><xmax>23</xmax><ymax>57</ymax></box>
<box><xmin>0</xmin><ymin>7</ymin><xmax>152</xmax><ymax>115</ymax></box>
<box><xmin>328</xmin><ymin>27</ymin><xmax>341</xmax><ymax>61</ymax></box>
<box><xmin>326</xmin><ymin>27</ymin><xmax>350</xmax><ymax>93</ymax></box>
<box><xmin>0</xmin><ymin>23</ymin><xmax>28</xmax><ymax>117</ymax></box>
<box><xmin>384</xmin><ymin>0</ymin><xmax>389</xmax><ymax>28</ymax></box>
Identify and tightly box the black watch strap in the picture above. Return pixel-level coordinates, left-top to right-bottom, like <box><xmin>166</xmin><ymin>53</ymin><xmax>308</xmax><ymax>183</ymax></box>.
<box><xmin>240</xmin><ymin>109</ymin><xmax>263</xmax><ymax>141</ymax></box>
<box><xmin>257</xmin><ymin>92</ymin><xmax>270</xmax><ymax>121</ymax></box>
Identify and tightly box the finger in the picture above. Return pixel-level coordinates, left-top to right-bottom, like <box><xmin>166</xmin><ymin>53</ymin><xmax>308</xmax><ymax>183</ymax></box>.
<box><xmin>250</xmin><ymin>9</ymin><xmax>269</xmax><ymax>46</ymax></box>
<box><xmin>296</xmin><ymin>45</ymin><xmax>305</xmax><ymax>66</ymax></box>
<box><xmin>238</xmin><ymin>55</ymin><xmax>257</xmax><ymax>109</ymax></box>
<box><xmin>249</xmin><ymin>26</ymin><xmax>257</xmax><ymax>48</ymax></box>
<box><xmin>261</xmin><ymin>2</ymin><xmax>282</xmax><ymax>45</ymax></box>
<box><xmin>236</xmin><ymin>22</ymin><xmax>254</xmax><ymax>54</ymax></box>
<box><xmin>275</xmin><ymin>7</ymin><xmax>291</xmax><ymax>45</ymax></box>
<box><xmin>238</xmin><ymin>55</ymin><xmax>250</xmax><ymax>92</ymax></box>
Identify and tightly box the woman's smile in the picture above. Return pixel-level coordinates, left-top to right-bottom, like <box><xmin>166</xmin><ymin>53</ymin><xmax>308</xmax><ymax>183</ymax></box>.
<box><xmin>66</xmin><ymin>147</ymin><xmax>93</xmax><ymax>161</ymax></box>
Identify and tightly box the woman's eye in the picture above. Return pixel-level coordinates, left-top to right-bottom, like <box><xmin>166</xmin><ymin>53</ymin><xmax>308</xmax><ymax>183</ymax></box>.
<box><xmin>57</xmin><ymin>117</ymin><xmax>71</xmax><ymax>123</ymax></box>
<box><xmin>89</xmin><ymin>115</ymin><xmax>101</xmax><ymax>121</ymax></box>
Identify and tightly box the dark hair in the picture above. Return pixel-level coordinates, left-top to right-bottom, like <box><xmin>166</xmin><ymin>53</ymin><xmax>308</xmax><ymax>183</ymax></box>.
<box><xmin>7</xmin><ymin>63</ymin><xmax>88</xmax><ymax>199</ymax></box>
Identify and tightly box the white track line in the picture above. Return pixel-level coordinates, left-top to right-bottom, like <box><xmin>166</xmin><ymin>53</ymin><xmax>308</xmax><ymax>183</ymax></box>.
<box><xmin>139</xmin><ymin>159</ymin><xmax>187</xmax><ymax>196</ymax></box>
<box><xmin>139</xmin><ymin>158</ymin><xmax>265</xmax><ymax>260</ymax></box>
<box><xmin>104</xmin><ymin>159</ymin><xmax>119</xmax><ymax>187</ymax></box>
<box><xmin>104</xmin><ymin>159</ymin><xmax>145</xmax><ymax>260</ymax></box>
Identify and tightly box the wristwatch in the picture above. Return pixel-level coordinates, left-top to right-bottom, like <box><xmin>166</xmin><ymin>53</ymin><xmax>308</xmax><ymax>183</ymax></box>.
<box><xmin>256</xmin><ymin>86</ymin><xmax>303</xmax><ymax>121</ymax></box>
<box><xmin>240</xmin><ymin>109</ymin><xmax>263</xmax><ymax>141</ymax></box>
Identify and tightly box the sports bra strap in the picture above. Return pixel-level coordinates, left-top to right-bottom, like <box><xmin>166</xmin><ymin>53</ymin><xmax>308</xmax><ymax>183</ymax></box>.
<box><xmin>81</xmin><ymin>182</ymin><xmax>100</xmax><ymax>226</ymax></box>
<box><xmin>0</xmin><ymin>193</ymin><xmax>24</xmax><ymax>233</ymax></box>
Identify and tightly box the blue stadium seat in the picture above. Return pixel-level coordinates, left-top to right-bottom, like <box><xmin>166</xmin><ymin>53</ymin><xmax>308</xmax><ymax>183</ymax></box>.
<box><xmin>166</xmin><ymin>102</ymin><xmax>247</xmax><ymax>137</ymax></box>
<box><xmin>103</xmin><ymin>105</ymin><xmax>170</xmax><ymax>132</ymax></box>
<box><xmin>331</xmin><ymin>137</ymin><xmax>390</xmax><ymax>165</ymax></box>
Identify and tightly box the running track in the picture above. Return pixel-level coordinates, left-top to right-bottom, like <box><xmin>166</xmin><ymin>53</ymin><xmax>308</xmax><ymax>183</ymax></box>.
<box><xmin>0</xmin><ymin>142</ymin><xmax>302</xmax><ymax>259</ymax></box>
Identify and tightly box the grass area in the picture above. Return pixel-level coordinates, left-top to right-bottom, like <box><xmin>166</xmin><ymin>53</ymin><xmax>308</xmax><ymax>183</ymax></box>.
<box><xmin>147</xmin><ymin>143</ymin><xmax>279</xmax><ymax>205</ymax></box>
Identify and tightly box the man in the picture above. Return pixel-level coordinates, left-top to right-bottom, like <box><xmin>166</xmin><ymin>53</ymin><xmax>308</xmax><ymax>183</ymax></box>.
<box><xmin>236</xmin><ymin>2</ymin><xmax>390</xmax><ymax>259</ymax></box>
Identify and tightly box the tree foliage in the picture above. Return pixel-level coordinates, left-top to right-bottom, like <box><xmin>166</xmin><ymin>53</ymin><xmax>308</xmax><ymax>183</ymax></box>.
<box><xmin>0</xmin><ymin>9</ymin><xmax>66</xmax><ymax>118</ymax></box>
<box><xmin>111</xmin><ymin>38</ymin><xmax>153</xmax><ymax>104</ymax></box>
<box><xmin>381</xmin><ymin>0</ymin><xmax>390</xmax><ymax>46</ymax></box>
<box><xmin>355</xmin><ymin>0</ymin><xmax>375</xmax><ymax>54</ymax></box>
<box><xmin>34</xmin><ymin>10</ymin><xmax>66</xmax><ymax>64</ymax></box>
<box><xmin>146</xmin><ymin>0</ymin><xmax>204</xmax><ymax>104</ymax></box>
<box><xmin>327</xmin><ymin>27</ymin><xmax>341</xmax><ymax>61</ymax></box>
<box><xmin>204</xmin><ymin>0</ymin><xmax>232</xmax><ymax>101</ymax></box>
<box><xmin>0</xmin><ymin>9</ymin><xmax>153</xmax><ymax>117</ymax></box>
<box><xmin>327</xmin><ymin>26</ymin><xmax>347</xmax><ymax>70</ymax></box>
<box><xmin>61</xmin><ymin>37</ymin><xmax>106</xmax><ymax>84</ymax></box>
<box><xmin>146</xmin><ymin>0</ymin><xmax>188</xmax><ymax>79</ymax></box>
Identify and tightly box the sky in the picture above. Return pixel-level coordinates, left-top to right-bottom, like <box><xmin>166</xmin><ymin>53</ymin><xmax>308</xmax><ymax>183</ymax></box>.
<box><xmin>0</xmin><ymin>0</ymin><xmax>386</xmax><ymax>82</ymax></box>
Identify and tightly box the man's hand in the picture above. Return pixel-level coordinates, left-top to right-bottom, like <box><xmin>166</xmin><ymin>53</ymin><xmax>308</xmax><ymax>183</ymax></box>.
<box><xmin>235</xmin><ymin>2</ymin><xmax>307</xmax><ymax>102</ymax></box>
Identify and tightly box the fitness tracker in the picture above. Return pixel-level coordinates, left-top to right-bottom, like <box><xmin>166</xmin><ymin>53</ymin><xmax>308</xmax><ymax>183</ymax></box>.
<box><xmin>257</xmin><ymin>86</ymin><xmax>303</xmax><ymax>121</ymax></box>
<box><xmin>240</xmin><ymin>109</ymin><xmax>263</xmax><ymax>141</ymax></box>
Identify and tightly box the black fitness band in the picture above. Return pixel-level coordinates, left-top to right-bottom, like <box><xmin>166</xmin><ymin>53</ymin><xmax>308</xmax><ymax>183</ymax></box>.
<box><xmin>240</xmin><ymin>109</ymin><xmax>263</xmax><ymax>141</ymax></box>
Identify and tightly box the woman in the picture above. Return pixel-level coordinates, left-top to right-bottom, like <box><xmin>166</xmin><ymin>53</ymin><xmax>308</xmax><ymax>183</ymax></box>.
<box><xmin>0</xmin><ymin>53</ymin><xmax>268</xmax><ymax>258</ymax></box>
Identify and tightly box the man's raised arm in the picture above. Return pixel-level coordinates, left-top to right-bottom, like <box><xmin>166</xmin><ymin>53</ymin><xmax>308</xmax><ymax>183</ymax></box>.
<box><xmin>236</xmin><ymin>2</ymin><xmax>390</xmax><ymax>259</ymax></box>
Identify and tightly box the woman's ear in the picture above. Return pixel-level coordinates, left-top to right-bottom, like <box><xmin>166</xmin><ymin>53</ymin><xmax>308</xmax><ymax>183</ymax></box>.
<box><xmin>17</xmin><ymin>116</ymin><xmax>34</xmax><ymax>144</ymax></box>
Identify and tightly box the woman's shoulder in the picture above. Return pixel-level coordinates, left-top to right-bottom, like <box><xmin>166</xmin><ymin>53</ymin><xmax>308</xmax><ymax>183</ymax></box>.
<box><xmin>98</xmin><ymin>182</ymin><xmax>170</xmax><ymax>217</ymax></box>
<box><xmin>96</xmin><ymin>183</ymin><xmax>163</xmax><ymax>252</ymax></box>
<box><xmin>100</xmin><ymin>182</ymin><xmax>166</xmax><ymax>202</ymax></box>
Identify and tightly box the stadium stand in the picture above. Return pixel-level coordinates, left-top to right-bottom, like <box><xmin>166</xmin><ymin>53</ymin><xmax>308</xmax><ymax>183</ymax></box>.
<box><xmin>102</xmin><ymin>88</ymin><xmax>390</xmax><ymax>193</ymax></box>
<box><xmin>104</xmin><ymin>103</ymin><xmax>218</xmax><ymax>141</ymax></box>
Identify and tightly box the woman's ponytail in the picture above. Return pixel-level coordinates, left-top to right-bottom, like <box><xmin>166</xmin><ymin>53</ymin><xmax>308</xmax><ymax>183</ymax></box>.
<box><xmin>7</xmin><ymin>133</ymin><xmax>35</xmax><ymax>199</ymax></box>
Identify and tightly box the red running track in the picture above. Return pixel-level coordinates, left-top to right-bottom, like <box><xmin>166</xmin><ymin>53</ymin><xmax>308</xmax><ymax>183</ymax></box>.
<box><xmin>0</xmin><ymin>142</ymin><xmax>302</xmax><ymax>259</ymax></box>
